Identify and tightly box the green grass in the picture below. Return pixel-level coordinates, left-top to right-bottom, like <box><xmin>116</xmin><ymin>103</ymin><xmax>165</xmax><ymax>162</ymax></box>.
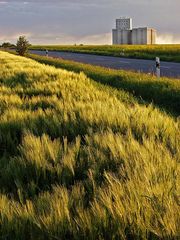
<box><xmin>0</xmin><ymin>51</ymin><xmax>179</xmax><ymax>239</ymax></box>
<box><xmin>30</xmin><ymin>44</ymin><xmax>180</xmax><ymax>62</ymax></box>
<box><xmin>28</xmin><ymin>53</ymin><xmax>180</xmax><ymax>116</ymax></box>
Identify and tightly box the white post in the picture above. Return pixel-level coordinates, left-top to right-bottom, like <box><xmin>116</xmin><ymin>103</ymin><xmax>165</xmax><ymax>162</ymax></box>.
<box><xmin>46</xmin><ymin>50</ymin><xmax>49</xmax><ymax>57</ymax></box>
<box><xmin>156</xmin><ymin>57</ymin><xmax>160</xmax><ymax>78</ymax></box>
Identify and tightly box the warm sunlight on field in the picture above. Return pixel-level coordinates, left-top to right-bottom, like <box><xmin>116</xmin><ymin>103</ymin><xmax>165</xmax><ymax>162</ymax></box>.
<box><xmin>0</xmin><ymin>51</ymin><xmax>179</xmax><ymax>239</ymax></box>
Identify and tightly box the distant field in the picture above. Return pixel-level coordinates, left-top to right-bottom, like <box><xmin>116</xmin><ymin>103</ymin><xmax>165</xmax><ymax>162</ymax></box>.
<box><xmin>28</xmin><ymin>53</ymin><xmax>180</xmax><ymax>116</ymax></box>
<box><xmin>0</xmin><ymin>51</ymin><xmax>179</xmax><ymax>239</ymax></box>
<box><xmin>30</xmin><ymin>44</ymin><xmax>180</xmax><ymax>62</ymax></box>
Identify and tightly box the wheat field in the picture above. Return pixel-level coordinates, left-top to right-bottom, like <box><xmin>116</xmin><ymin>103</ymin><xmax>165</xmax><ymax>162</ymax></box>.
<box><xmin>0</xmin><ymin>51</ymin><xmax>179</xmax><ymax>239</ymax></box>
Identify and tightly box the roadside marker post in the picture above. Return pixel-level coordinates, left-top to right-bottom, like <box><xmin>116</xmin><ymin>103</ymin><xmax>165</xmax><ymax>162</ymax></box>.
<box><xmin>46</xmin><ymin>50</ymin><xmax>49</xmax><ymax>57</ymax></box>
<box><xmin>156</xmin><ymin>57</ymin><xmax>160</xmax><ymax>78</ymax></box>
<box><xmin>120</xmin><ymin>49</ymin><xmax>125</xmax><ymax>56</ymax></box>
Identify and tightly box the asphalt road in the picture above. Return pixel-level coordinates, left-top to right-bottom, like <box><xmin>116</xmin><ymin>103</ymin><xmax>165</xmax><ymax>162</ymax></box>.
<box><xmin>30</xmin><ymin>50</ymin><xmax>180</xmax><ymax>78</ymax></box>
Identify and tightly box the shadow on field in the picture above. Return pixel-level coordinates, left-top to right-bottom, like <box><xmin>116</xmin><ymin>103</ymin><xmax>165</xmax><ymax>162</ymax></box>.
<box><xmin>28</xmin><ymin>54</ymin><xmax>180</xmax><ymax>117</ymax></box>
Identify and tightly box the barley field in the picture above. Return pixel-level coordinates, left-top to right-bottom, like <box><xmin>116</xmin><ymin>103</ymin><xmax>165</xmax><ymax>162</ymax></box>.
<box><xmin>0</xmin><ymin>51</ymin><xmax>179</xmax><ymax>239</ymax></box>
<box><xmin>29</xmin><ymin>53</ymin><xmax>180</xmax><ymax>116</ymax></box>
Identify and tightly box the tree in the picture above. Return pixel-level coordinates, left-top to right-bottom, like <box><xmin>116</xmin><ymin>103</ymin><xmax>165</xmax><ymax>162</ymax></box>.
<box><xmin>16</xmin><ymin>36</ymin><xmax>30</xmax><ymax>56</ymax></box>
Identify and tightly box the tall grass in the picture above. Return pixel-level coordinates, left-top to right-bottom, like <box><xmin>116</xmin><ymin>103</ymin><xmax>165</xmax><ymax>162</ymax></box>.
<box><xmin>0</xmin><ymin>51</ymin><xmax>179</xmax><ymax>239</ymax></box>
<box><xmin>28</xmin><ymin>53</ymin><xmax>180</xmax><ymax>116</ymax></box>
<box><xmin>30</xmin><ymin>44</ymin><xmax>180</xmax><ymax>62</ymax></box>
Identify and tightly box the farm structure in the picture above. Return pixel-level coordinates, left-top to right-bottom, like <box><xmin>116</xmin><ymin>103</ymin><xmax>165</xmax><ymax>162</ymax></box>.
<box><xmin>112</xmin><ymin>17</ymin><xmax>156</xmax><ymax>45</ymax></box>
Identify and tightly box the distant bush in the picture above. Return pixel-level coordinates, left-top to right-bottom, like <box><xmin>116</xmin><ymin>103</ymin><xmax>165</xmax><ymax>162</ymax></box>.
<box><xmin>1</xmin><ymin>42</ymin><xmax>15</xmax><ymax>49</ymax></box>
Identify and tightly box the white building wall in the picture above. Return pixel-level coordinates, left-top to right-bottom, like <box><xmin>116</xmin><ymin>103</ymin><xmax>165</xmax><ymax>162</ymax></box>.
<box><xmin>142</xmin><ymin>28</ymin><xmax>147</xmax><ymax>44</ymax></box>
<box><xmin>147</xmin><ymin>28</ymin><xmax>152</xmax><ymax>44</ymax></box>
<box><xmin>113</xmin><ymin>30</ymin><xmax>132</xmax><ymax>45</ymax></box>
<box><xmin>146</xmin><ymin>28</ymin><xmax>156</xmax><ymax>44</ymax></box>
<box><xmin>112</xmin><ymin>29</ymin><xmax>118</xmax><ymax>44</ymax></box>
<box><xmin>151</xmin><ymin>29</ymin><xmax>156</xmax><ymax>44</ymax></box>
<box><xmin>132</xmin><ymin>28</ymin><xmax>148</xmax><ymax>44</ymax></box>
<box><xmin>121</xmin><ymin>30</ymin><xmax>132</xmax><ymax>44</ymax></box>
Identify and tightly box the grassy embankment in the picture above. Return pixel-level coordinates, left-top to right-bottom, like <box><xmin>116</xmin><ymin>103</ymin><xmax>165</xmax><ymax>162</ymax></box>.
<box><xmin>0</xmin><ymin>51</ymin><xmax>179</xmax><ymax>239</ymax></box>
<box><xmin>28</xmin><ymin>53</ymin><xmax>180</xmax><ymax>116</ymax></box>
<box><xmin>30</xmin><ymin>44</ymin><xmax>180</xmax><ymax>62</ymax></box>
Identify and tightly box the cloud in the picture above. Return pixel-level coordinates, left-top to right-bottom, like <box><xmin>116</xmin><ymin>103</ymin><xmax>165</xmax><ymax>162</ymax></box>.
<box><xmin>0</xmin><ymin>32</ymin><xmax>32</xmax><ymax>42</ymax></box>
<box><xmin>75</xmin><ymin>33</ymin><xmax>112</xmax><ymax>45</ymax></box>
<box><xmin>23</xmin><ymin>32</ymin><xmax>111</xmax><ymax>45</ymax></box>
<box><xmin>0</xmin><ymin>0</ymin><xmax>180</xmax><ymax>44</ymax></box>
<box><xmin>157</xmin><ymin>34</ymin><xmax>180</xmax><ymax>44</ymax></box>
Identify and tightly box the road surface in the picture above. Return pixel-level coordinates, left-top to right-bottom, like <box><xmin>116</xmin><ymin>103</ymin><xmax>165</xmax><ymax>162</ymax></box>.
<box><xmin>30</xmin><ymin>50</ymin><xmax>180</xmax><ymax>78</ymax></box>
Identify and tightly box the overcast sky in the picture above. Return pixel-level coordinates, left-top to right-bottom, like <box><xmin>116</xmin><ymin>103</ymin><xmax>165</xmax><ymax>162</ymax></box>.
<box><xmin>0</xmin><ymin>0</ymin><xmax>180</xmax><ymax>44</ymax></box>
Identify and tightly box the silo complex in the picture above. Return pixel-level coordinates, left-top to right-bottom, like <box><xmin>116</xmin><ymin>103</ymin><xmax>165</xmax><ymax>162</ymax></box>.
<box><xmin>112</xmin><ymin>18</ymin><xmax>156</xmax><ymax>45</ymax></box>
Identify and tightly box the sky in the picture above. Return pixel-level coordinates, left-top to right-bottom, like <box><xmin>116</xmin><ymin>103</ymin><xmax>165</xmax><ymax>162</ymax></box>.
<box><xmin>0</xmin><ymin>0</ymin><xmax>180</xmax><ymax>44</ymax></box>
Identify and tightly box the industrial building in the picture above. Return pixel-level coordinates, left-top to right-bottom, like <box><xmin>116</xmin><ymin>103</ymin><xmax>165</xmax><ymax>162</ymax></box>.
<box><xmin>112</xmin><ymin>17</ymin><xmax>156</xmax><ymax>45</ymax></box>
